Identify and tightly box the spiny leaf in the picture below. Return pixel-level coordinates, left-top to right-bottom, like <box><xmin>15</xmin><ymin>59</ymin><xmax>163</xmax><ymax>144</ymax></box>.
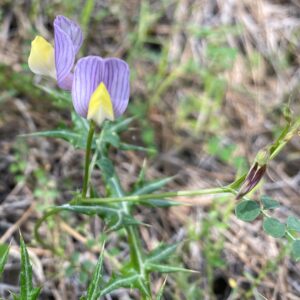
<box><xmin>146</xmin><ymin>243</ymin><xmax>179</xmax><ymax>264</ymax></box>
<box><xmin>99</xmin><ymin>274</ymin><xmax>140</xmax><ymax>297</ymax></box>
<box><xmin>133</xmin><ymin>177</ymin><xmax>174</xmax><ymax>196</ymax></box>
<box><xmin>287</xmin><ymin>216</ymin><xmax>300</xmax><ymax>232</ymax></box>
<box><xmin>263</xmin><ymin>217</ymin><xmax>285</xmax><ymax>238</ymax></box>
<box><xmin>119</xmin><ymin>143</ymin><xmax>157</xmax><ymax>154</ymax></box>
<box><xmin>235</xmin><ymin>200</ymin><xmax>261</xmax><ymax>222</ymax></box>
<box><xmin>109</xmin><ymin>117</ymin><xmax>135</xmax><ymax>132</ymax></box>
<box><xmin>97</xmin><ymin>157</ymin><xmax>115</xmax><ymax>180</ymax></box>
<box><xmin>0</xmin><ymin>243</ymin><xmax>9</xmax><ymax>278</ymax></box>
<box><xmin>29</xmin><ymin>287</ymin><xmax>42</xmax><ymax>300</ymax></box>
<box><xmin>136</xmin><ymin>278</ymin><xmax>152</xmax><ymax>298</ymax></box>
<box><xmin>261</xmin><ymin>195</ymin><xmax>280</xmax><ymax>210</ymax></box>
<box><xmin>145</xmin><ymin>263</ymin><xmax>197</xmax><ymax>274</ymax></box>
<box><xmin>20</xmin><ymin>234</ymin><xmax>33</xmax><ymax>300</ymax></box>
<box><xmin>101</xmin><ymin>130</ymin><xmax>120</xmax><ymax>148</ymax></box>
<box><xmin>106</xmin><ymin>212</ymin><xmax>144</xmax><ymax>232</ymax></box>
<box><xmin>21</xmin><ymin>130</ymin><xmax>86</xmax><ymax>149</ymax></box>
<box><xmin>86</xmin><ymin>243</ymin><xmax>105</xmax><ymax>300</ymax></box>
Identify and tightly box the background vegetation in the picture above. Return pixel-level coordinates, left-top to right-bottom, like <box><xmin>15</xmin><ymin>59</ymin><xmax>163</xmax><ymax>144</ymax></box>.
<box><xmin>0</xmin><ymin>0</ymin><xmax>300</xmax><ymax>299</ymax></box>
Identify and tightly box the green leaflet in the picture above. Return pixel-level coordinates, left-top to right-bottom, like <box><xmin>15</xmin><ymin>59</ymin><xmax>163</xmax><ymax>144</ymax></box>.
<box><xmin>287</xmin><ymin>216</ymin><xmax>300</xmax><ymax>232</ymax></box>
<box><xmin>235</xmin><ymin>200</ymin><xmax>261</xmax><ymax>222</ymax></box>
<box><xmin>261</xmin><ymin>195</ymin><xmax>280</xmax><ymax>210</ymax></box>
<box><xmin>263</xmin><ymin>217</ymin><xmax>286</xmax><ymax>238</ymax></box>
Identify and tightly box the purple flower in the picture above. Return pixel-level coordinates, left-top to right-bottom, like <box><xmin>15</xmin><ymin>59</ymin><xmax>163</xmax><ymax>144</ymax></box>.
<box><xmin>29</xmin><ymin>15</ymin><xmax>130</xmax><ymax>125</ymax></box>
<box><xmin>72</xmin><ymin>56</ymin><xmax>130</xmax><ymax>125</ymax></box>
<box><xmin>28</xmin><ymin>15</ymin><xmax>83</xmax><ymax>91</ymax></box>
<box><xmin>54</xmin><ymin>15</ymin><xmax>83</xmax><ymax>90</ymax></box>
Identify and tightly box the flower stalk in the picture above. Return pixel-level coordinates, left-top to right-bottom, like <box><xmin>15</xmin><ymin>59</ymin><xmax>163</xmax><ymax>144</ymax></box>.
<box><xmin>82</xmin><ymin>121</ymin><xmax>95</xmax><ymax>198</ymax></box>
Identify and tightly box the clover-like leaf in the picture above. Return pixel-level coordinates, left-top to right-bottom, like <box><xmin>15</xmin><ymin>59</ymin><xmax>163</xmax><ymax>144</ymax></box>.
<box><xmin>261</xmin><ymin>195</ymin><xmax>280</xmax><ymax>210</ymax></box>
<box><xmin>287</xmin><ymin>216</ymin><xmax>300</xmax><ymax>232</ymax></box>
<box><xmin>235</xmin><ymin>200</ymin><xmax>261</xmax><ymax>222</ymax></box>
<box><xmin>263</xmin><ymin>217</ymin><xmax>285</xmax><ymax>238</ymax></box>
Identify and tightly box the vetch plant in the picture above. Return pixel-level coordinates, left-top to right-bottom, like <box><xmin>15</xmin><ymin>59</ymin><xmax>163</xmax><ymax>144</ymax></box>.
<box><xmin>3</xmin><ymin>14</ymin><xmax>298</xmax><ymax>299</ymax></box>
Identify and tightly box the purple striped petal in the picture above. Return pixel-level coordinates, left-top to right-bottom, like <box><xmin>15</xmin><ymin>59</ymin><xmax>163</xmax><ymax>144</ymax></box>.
<box><xmin>54</xmin><ymin>16</ymin><xmax>83</xmax><ymax>90</ymax></box>
<box><xmin>72</xmin><ymin>56</ymin><xmax>130</xmax><ymax>118</ymax></box>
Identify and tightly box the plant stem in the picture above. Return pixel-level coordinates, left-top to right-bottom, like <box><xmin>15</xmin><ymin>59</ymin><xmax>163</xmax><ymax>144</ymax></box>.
<box><xmin>79</xmin><ymin>186</ymin><xmax>230</xmax><ymax>204</ymax></box>
<box><xmin>110</xmin><ymin>176</ymin><xmax>150</xmax><ymax>297</ymax></box>
<box><xmin>82</xmin><ymin>121</ymin><xmax>96</xmax><ymax>198</ymax></box>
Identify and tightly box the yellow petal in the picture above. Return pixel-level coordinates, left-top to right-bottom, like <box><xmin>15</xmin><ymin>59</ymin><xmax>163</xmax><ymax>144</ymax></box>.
<box><xmin>87</xmin><ymin>82</ymin><xmax>115</xmax><ymax>126</ymax></box>
<box><xmin>28</xmin><ymin>36</ymin><xmax>56</xmax><ymax>79</ymax></box>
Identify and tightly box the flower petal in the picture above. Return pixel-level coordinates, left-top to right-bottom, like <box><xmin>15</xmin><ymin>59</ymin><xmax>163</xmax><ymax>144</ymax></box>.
<box><xmin>72</xmin><ymin>56</ymin><xmax>105</xmax><ymax>117</ymax></box>
<box><xmin>28</xmin><ymin>36</ymin><xmax>56</xmax><ymax>78</ymax></box>
<box><xmin>102</xmin><ymin>58</ymin><xmax>130</xmax><ymax>117</ymax></box>
<box><xmin>87</xmin><ymin>82</ymin><xmax>115</xmax><ymax>126</ymax></box>
<box><xmin>54</xmin><ymin>15</ymin><xmax>83</xmax><ymax>90</ymax></box>
<box><xmin>72</xmin><ymin>56</ymin><xmax>130</xmax><ymax>118</ymax></box>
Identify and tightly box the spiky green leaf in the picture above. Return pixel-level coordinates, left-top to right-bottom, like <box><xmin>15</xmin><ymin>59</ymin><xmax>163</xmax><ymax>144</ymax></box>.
<box><xmin>99</xmin><ymin>274</ymin><xmax>140</xmax><ymax>297</ymax></box>
<box><xmin>145</xmin><ymin>263</ymin><xmax>197</xmax><ymax>274</ymax></box>
<box><xmin>0</xmin><ymin>243</ymin><xmax>9</xmax><ymax>278</ymax></box>
<box><xmin>20</xmin><ymin>234</ymin><xmax>33</xmax><ymax>300</ymax></box>
<box><xmin>133</xmin><ymin>177</ymin><xmax>174</xmax><ymax>196</ymax></box>
<box><xmin>86</xmin><ymin>244</ymin><xmax>105</xmax><ymax>300</ymax></box>
<box><xmin>146</xmin><ymin>243</ymin><xmax>178</xmax><ymax>264</ymax></box>
<box><xmin>29</xmin><ymin>287</ymin><xmax>42</xmax><ymax>300</ymax></box>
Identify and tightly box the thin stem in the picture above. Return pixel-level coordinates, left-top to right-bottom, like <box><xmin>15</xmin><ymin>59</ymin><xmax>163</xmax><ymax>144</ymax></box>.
<box><xmin>82</xmin><ymin>121</ymin><xmax>96</xmax><ymax>198</ymax></box>
<box><xmin>79</xmin><ymin>186</ymin><xmax>230</xmax><ymax>204</ymax></box>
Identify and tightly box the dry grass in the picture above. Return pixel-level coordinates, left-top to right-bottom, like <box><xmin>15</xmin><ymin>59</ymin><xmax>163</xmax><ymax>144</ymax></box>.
<box><xmin>0</xmin><ymin>0</ymin><xmax>300</xmax><ymax>299</ymax></box>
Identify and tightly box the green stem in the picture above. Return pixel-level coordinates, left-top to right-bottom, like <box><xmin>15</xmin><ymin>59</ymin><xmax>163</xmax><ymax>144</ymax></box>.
<box><xmin>111</xmin><ymin>176</ymin><xmax>150</xmax><ymax>297</ymax></box>
<box><xmin>79</xmin><ymin>186</ymin><xmax>230</xmax><ymax>204</ymax></box>
<box><xmin>82</xmin><ymin>121</ymin><xmax>96</xmax><ymax>198</ymax></box>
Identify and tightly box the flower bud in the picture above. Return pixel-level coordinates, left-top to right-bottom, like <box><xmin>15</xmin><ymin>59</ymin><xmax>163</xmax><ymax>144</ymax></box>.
<box><xmin>236</xmin><ymin>148</ymin><xmax>269</xmax><ymax>200</ymax></box>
